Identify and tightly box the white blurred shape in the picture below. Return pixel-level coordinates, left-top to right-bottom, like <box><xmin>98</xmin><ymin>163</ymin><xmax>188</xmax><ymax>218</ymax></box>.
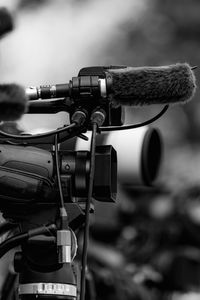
<box><xmin>76</xmin><ymin>126</ymin><xmax>162</xmax><ymax>185</ymax></box>
<box><xmin>18</xmin><ymin>111</ymin><xmax>69</xmax><ymax>133</ymax></box>
<box><xmin>0</xmin><ymin>0</ymin><xmax>147</xmax><ymax>85</ymax></box>
<box><xmin>0</xmin><ymin>0</ymin><xmax>147</xmax><ymax>134</ymax></box>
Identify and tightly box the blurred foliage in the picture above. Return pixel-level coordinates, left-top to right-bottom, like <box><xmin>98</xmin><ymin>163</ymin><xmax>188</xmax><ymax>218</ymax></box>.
<box><xmin>89</xmin><ymin>1</ymin><xmax>200</xmax><ymax>299</ymax></box>
<box><xmin>90</xmin><ymin>184</ymin><xmax>200</xmax><ymax>299</ymax></box>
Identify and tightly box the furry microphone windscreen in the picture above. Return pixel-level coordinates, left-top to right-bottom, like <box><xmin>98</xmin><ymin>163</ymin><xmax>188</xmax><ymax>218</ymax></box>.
<box><xmin>0</xmin><ymin>84</ymin><xmax>28</xmax><ymax>121</ymax></box>
<box><xmin>107</xmin><ymin>63</ymin><xmax>196</xmax><ymax>106</ymax></box>
<box><xmin>0</xmin><ymin>7</ymin><xmax>14</xmax><ymax>38</ymax></box>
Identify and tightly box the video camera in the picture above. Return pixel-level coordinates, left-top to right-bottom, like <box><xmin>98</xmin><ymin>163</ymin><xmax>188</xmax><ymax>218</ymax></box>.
<box><xmin>0</xmin><ymin>63</ymin><xmax>195</xmax><ymax>300</ymax></box>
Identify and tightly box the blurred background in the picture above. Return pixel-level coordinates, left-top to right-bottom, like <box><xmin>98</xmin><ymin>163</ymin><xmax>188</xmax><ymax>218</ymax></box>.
<box><xmin>0</xmin><ymin>0</ymin><xmax>200</xmax><ymax>299</ymax></box>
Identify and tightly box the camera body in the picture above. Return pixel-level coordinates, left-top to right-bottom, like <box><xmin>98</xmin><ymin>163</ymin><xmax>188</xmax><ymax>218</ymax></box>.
<box><xmin>0</xmin><ymin>144</ymin><xmax>117</xmax><ymax>221</ymax></box>
<box><xmin>0</xmin><ymin>124</ymin><xmax>162</xmax><ymax>219</ymax></box>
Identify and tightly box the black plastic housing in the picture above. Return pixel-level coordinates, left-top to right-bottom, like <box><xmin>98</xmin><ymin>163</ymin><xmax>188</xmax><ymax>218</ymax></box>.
<box><xmin>0</xmin><ymin>145</ymin><xmax>117</xmax><ymax>219</ymax></box>
<box><xmin>60</xmin><ymin>145</ymin><xmax>117</xmax><ymax>202</ymax></box>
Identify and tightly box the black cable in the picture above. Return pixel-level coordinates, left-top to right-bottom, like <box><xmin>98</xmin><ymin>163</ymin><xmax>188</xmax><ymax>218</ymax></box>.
<box><xmin>54</xmin><ymin>133</ymin><xmax>69</xmax><ymax>229</ymax></box>
<box><xmin>0</xmin><ymin>122</ymin><xmax>77</xmax><ymax>140</ymax></box>
<box><xmin>99</xmin><ymin>105</ymin><xmax>169</xmax><ymax>131</ymax></box>
<box><xmin>54</xmin><ymin>134</ymin><xmax>65</xmax><ymax>209</ymax></box>
<box><xmin>80</xmin><ymin>122</ymin><xmax>97</xmax><ymax>300</ymax></box>
<box><xmin>0</xmin><ymin>231</ymin><xmax>28</xmax><ymax>259</ymax></box>
<box><xmin>0</xmin><ymin>224</ymin><xmax>56</xmax><ymax>259</ymax></box>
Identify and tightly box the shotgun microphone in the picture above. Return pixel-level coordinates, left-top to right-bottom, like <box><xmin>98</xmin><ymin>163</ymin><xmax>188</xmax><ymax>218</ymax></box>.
<box><xmin>26</xmin><ymin>63</ymin><xmax>196</xmax><ymax>107</ymax></box>
<box><xmin>0</xmin><ymin>64</ymin><xmax>195</xmax><ymax>121</ymax></box>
